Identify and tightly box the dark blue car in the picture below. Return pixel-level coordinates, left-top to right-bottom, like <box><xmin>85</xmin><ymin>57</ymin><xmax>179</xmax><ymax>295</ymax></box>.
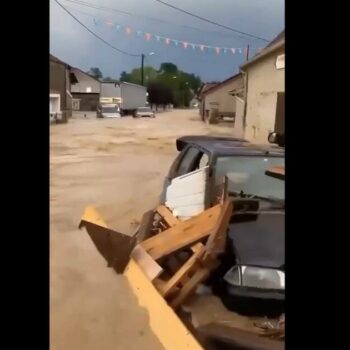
<box><xmin>160</xmin><ymin>135</ymin><xmax>285</xmax><ymax>315</ymax></box>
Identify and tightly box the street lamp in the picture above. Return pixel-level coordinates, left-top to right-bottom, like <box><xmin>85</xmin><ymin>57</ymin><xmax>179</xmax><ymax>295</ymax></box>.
<box><xmin>141</xmin><ymin>52</ymin><xmax>156</xmax><ymax>86</ymax></box>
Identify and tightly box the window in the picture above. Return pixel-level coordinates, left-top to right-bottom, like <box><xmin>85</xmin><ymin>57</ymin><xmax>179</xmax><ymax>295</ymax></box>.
<box><xmin>215</xmin><ymin>156</ymin><xmax>285</xmax><ymax>200</ymax></box>
<box><xmin>198</xmin><ymin>153</ymin><xmax>209</xmax><ymax>169</ymax></box>
<box><xmin>176</xmin><ymin>147</ymin><xmax>201</xmax><ymax>176</ymax></box>
<box><xmin>86</xmin><ymin>86</ymin><xmax>92</xmax><ymax>93</ymax></box>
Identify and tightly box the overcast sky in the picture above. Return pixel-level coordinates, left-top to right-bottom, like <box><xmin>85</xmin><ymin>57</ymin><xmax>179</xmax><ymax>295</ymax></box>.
<box><xmin>50</xmin><ymin>0</ymin><xmax>284</xmax><ymax>82</ymax></box>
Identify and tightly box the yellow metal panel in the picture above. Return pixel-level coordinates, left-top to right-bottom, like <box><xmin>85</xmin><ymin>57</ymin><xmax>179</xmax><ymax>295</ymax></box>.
<box><xmin>80</xmin><ymin>206</ymin><xmax>108</xmax><ymax>228</ymax></box>
<box><xmin>124</xmin><ymin>259</ymin><xmax>204</xmax><ymax>350</ymax></box>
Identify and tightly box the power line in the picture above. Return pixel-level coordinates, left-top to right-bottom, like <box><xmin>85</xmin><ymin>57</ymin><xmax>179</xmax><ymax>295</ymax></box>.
<box><xmin>53</xmin><ymin>0</ymin><xmax>141</xmax><ymax>57</ymax></box>
<box><xmin>152</xmin><ymin>0</ymin><xmax>270</xmax><ymax>42</ymax></box>
<box><xmin>63</xmin><ymin>5</ymin><xmax>257</xmax><ymax>50</ymax></box>
<box><xmin>63</xmin><ymin>0</ymin><xmax>241</xmax><ymax>40</ymax></box>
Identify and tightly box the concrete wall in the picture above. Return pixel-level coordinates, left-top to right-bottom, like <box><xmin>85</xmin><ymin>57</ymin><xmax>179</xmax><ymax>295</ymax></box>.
<box><xmin>203</xmin><ymin>76</ymin><xmax>243</xmax><ymax>118</ymax></box>
<box><xmin>50</xmin><ymin>60</ymin><xmax>71</xmax><ymax>122</ymax></box>
<box><xmin>71</xmin><ymin>69</ymin><xmax>100</xmax><ymax>93</ymax></box>
<box><xmin>244</xmin><ymin>48</ymin><xmax>285</xmax><ymax>143</ymax></box>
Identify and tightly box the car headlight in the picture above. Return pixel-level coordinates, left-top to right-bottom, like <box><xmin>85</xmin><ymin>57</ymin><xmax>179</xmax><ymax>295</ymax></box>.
<box><xmin>224</xmin><ymin>265</ymin><xmax>284</xmax><ymax>290</ymax></box>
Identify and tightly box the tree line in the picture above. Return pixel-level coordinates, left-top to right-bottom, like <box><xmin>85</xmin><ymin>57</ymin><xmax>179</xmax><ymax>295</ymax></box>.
<box><xmin>87</xmin><ymin>63</ymin><xmax>202</xmax><ymax>108</ymax></box>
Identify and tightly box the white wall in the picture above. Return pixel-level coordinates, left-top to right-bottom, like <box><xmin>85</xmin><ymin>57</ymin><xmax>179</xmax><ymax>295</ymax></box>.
<box><xmin>204</xmin><ymin>76</ymin><xmax>243</xmax><ymax>115</ymax></box>
<box><xmin>244</xmin><ymin>48</ymin><xmax>285</xmax><ymax>144</ymax></box>
<box><xmin>70</xmin><ymin>69</ymin><xmax>100</xmax><ymax>93</ymax></box>
<box><xmin>233</xmin><ymin>96</ymin><xmax>245</xmax><ymax>138</ymax></box>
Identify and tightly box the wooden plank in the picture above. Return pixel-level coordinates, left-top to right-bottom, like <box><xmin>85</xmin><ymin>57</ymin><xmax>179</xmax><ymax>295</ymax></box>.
<box><xmin>172</xmin><ymin>204</ymin><xmax>206</xmax><ymax>217</ymax></box>
<box><xmin>265</xmin><ymin>166</ymin><xmax>285</xmax><ymax>180</ymax></box>
<box><xmin>131</xmin><ymin>245</ymin><xmax>164</xmax><ymax>281</ymax></box>
<box><xmin>170</xmin><ymin>268</ymin><xmax>211</xmax><ymax>309</ymax></box>
<box><xmin>141</xmin><ymin>204</ymin><xmax>221</xmax><ymax>260</ymax></box>
<box><xmin>156</xmin><ymin>205</ymin><xmax>180</xmax><ymax>227</ymax></box>
<box><xmin>204</xmin><ymin>199</ymin><xmax>233</xmax><ymax>258</ymax></box>
<box><xmin>158</xmin><ymin>246</ymin><xmax>205</xmax><ymax>298</ymax></box>
<box><xmin>191</xmin><ymin>242</ymin><xmax>204</xmax><ymax>254</ymax></box>
<box><xmin>197</xmin><ymin>323</ymin><xmax>284</xmax><ymax>350</ymax></box>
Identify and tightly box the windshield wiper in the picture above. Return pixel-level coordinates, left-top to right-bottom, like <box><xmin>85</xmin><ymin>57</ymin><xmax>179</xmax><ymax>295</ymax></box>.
<box><xmin>228</xmin><ymin>191</ymin><xmax>284</xmax><ymax>205</ymax></box>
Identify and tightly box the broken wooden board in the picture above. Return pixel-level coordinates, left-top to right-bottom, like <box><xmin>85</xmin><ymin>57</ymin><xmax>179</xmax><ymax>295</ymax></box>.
<box><xmin>141</xmin><ymin>204</ymin><xmax>221</xmax><ymax>260</ymax></box>
<box><xmin>157</xmin><ymin>243</ymin><xmax>205</xmax><ymax>298</ymax></box>
<box><xmin>170</xmin><ymin>268</ymin><xmax>212</xmax><ymax>309</ymax></box>
<box><xmin>265</xmin><ymin>166</ymin><xmax>285</xmax><ymax>180</ymax></box>
<box><xmin>131</xmin><ymin>245</ymin><xmax>163</xmax><ymax>281</ymax></box>
<box><xmin>156</xmin><ymin>205</ymin><xmax>180</xmax><ymax>227</ymax></box>
<box><xmin>197</xmin><ymin>324</ymin><xmax>284</xmax><ymax>350</ymax></box>
<box><xmin>204</xmin><ymin>199</ymin><xmax>233</xmax><ymax>258</ymax></box>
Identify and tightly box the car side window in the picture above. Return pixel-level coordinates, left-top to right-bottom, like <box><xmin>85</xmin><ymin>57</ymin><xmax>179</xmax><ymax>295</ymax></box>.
<box><xmin>198</xmin><ymin>153</ymin><xmax>209</xmax><ymax>169</ymax></box>
<box><xmin>176</xmin><ymin>147</ymin><xmax>201</xmax><ymax>177</ymax></box>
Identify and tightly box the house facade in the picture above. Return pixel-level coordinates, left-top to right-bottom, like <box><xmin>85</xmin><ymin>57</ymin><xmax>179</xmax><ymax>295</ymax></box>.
<box><xmin>200</xmin><ymin>75</ymin><xmax>244</xmax><ymax>124</ymax></box>
<box><xmin>50</xmin><ymin>54</ymin><xmax>72</xmax><ymax>122</ymax></box>
<box><xmin>70</xmin><ymin>68</ymin><xmax>101</xmax><ymax>111</ymax></box>
<box><xmin>237</xmin><ymin>31</ymin><xmax>285</xmax><ymax>143</ymax></box>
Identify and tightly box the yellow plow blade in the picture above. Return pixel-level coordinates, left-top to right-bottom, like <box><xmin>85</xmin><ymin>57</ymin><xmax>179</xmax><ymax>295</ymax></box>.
<box><xmin>79</xmin><ymin>205</ymin><xmax>137</xmax><ymax>273</ymax></box>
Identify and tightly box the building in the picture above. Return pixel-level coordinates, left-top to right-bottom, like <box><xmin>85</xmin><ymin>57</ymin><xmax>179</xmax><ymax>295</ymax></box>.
<box><xmin>199</xmin><ymin>75</ymin><xmax>244</xmax><ymax>124</ymax></box>
<box><xmin>237</xmin><ymin>30</ymin><xmax>285</xmax><ymax>143</ymax></box>
<box><xmin>50</xmin><ymin>54</ymin><xmax>72</xmax><ymax>122</ymax></box>
<box><xmin>70</xmin><ymin>68</ymin><xmax>101</xmax><ymax>111</ymax></box>
<box><xmin>198</xmin><ymin>83</ymin><xmax>217</xmax><ymax>120</ymax></box>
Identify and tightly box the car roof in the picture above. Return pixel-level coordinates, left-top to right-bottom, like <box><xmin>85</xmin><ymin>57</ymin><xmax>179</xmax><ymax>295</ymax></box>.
<box><xmin>176</xmin><ymin>135</ymin><xmax>284</xmax><ymax>157</ymax></box>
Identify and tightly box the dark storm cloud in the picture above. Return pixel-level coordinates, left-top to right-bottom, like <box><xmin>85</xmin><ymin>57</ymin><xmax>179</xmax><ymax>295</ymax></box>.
<box><xmin>50</xmin><ymin>0</ymin><xmax>284</xmax><ymax>81</ymax></box>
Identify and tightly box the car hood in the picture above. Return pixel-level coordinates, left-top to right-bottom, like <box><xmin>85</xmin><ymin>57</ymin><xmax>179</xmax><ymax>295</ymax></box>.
<box><xmin>228</xmin><ymin>211</ymin><xmax>284</xmax><ymax>269</ymax></box>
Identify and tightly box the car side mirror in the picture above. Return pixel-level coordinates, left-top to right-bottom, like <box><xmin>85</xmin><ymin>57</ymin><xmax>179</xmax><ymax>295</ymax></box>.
<box><xmin>268</xmin><ymin>132</ymin><xmax>278</xmax><ymax>144</ymax></box>
<box><xmin>268</xmin><ymin>132</ymin><xmax>285</xmax><ymax>147</ymax></box>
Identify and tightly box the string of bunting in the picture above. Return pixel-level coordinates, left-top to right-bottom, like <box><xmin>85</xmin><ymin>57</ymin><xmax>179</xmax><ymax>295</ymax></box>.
<box><xmin>93</xmin><ymin>18</ymin><xmax>263</xmax><ymax>55</ymax></box>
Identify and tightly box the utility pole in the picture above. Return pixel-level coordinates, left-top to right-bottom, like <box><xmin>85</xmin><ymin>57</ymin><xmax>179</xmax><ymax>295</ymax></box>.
<box><xmin>141</xmin><ymin>53</ymin><xmax>145</xmax><ymax>86</ymax></box>
<box><xmin>246</xmin><ymin>44</ymin><xmax>250</xmax><ymax>61</ymax></box>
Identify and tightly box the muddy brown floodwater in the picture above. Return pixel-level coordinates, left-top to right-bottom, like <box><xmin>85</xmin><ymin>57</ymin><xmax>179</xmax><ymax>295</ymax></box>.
<box><xmin>50</xmin><ymin>109</ymin><xmax>238</xmax><ymax>350</ymax></box>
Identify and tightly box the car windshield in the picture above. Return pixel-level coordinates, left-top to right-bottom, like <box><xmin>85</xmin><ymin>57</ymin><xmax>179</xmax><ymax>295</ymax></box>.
<box><xmin>102</xmin><ymin>107</ymin><xmax>118</xmax><ymax>113</ymax></box>
<box><xmin>215</xmin><ymin>156</ymin><xmax>285</xmax><ymax>201</ymax></box>
<box><xmin>138</xmin><ymin>107</ymin><xmax>151</xmax><ymax>112</ymax></box>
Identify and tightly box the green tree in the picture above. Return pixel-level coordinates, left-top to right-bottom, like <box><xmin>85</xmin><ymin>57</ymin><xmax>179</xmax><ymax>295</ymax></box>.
<box><xmin>160</xmin><ymin>63</ymin><xmax>178</xmax><ymax>74</ymax></box>
<box><xmin>120</xmin><ymin>66</ymin><xmax>158</xmax><ymax>85</ymax></box>
<box><xmin>88</xmin><ymin>67</ymin><xmax>103</xmax><ymax>80</ymax></box>
<box><xmin>120</xmin><ymin>62</ymin><xmax>202</xmax><ymax>107</ymax></box>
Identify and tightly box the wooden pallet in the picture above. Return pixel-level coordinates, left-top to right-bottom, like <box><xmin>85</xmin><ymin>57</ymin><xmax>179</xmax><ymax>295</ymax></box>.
<box><xmin>133</xmin><ymin>198</ymin><xmax>233</xmax><ymax>309</ymax></box>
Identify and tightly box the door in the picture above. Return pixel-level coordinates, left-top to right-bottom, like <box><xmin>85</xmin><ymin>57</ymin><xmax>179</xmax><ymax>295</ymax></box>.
<box><xmin>72</xmin><ymin>99</ymin><xmax>80</xmax><ymax>111</ymax></box>
<box><xmin>72</xmin><ymin>99</ymin><xmax>80</xmax><ymax>110</ymax></box>
<box><xmin>274</xmin><ymin>92</ymin><xmax>285</xmax><ymax>134</ymax></box>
